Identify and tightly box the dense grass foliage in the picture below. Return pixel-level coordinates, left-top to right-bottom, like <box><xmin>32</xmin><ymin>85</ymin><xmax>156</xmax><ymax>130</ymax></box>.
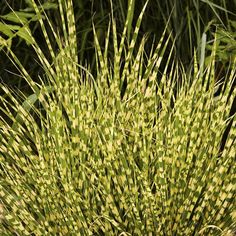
<box><xmin>0</xmin><ymin>0</ymin><xmax>236</xmax><ymax>235</ymax></box>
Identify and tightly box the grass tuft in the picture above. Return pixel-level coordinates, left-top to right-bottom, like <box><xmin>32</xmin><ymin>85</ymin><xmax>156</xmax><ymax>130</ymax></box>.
<box><xmin>0</xmin><ymin>0</ymin><xmax>235</xmax><ymax>235</ymax></box>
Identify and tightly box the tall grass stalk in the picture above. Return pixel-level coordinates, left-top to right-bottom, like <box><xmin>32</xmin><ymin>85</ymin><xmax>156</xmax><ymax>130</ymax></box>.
<box><xmin>0</xmin><ymin>0</ymin><xmax>235</xmax><ymax>235</ymax></box>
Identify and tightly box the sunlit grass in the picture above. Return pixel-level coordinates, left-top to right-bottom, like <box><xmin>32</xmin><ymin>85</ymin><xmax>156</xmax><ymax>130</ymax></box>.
<box><xmin>0</xmin><ymin>0</ymin><xmax>235</xmax><ymax>235</ymax></box>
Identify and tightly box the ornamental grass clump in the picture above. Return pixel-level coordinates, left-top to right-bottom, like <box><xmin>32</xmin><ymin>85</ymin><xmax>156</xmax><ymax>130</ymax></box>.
<box><xmin>0</xmin><ymin>0</ymin><xmax>235</xmax><ymax>235</ymax></box>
